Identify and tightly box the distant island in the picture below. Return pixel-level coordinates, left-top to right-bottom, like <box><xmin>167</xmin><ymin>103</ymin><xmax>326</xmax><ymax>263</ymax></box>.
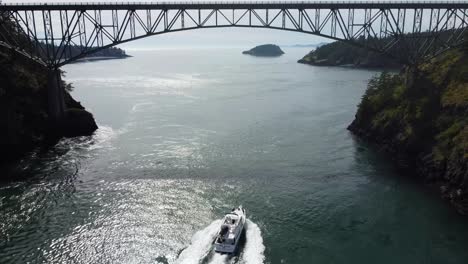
<box><xmin>38</xmin><ymin>43</ymin><xmax>131</xmax><ymax>63</ymax></box>
<box><xmin>66</xmin><ymin>46</ymin><xmax>131</xmax><ymax>63</ymax></box>
<box><xmin>242</xmin><ymin>44</ymin><xmax>284</xmax><ymax>57</ymax></box>
<box><xmin>297</xmin><ymin>40</ymin><xmax>400</xmax><ymax>68</ymax></box>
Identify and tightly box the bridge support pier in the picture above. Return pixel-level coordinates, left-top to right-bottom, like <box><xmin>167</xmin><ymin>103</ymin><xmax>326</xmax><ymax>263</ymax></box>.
<box><xmin>47</xmin><ymin>68</ymin><xmax>66</xmax><ymax>123</ymax></box>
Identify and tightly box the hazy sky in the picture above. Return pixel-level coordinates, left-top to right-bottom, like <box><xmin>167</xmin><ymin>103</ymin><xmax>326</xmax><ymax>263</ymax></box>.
<box><xmin>2</xmin><ymin>0</ymin><xmax>338</xmax><ymax>49</ymax></box>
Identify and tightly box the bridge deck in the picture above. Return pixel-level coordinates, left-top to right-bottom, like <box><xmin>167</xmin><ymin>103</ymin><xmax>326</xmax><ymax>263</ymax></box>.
<box><xmin>1</xmin><ymin>1</ymin><xmax>468</xmax><ymax>11</ymax></box>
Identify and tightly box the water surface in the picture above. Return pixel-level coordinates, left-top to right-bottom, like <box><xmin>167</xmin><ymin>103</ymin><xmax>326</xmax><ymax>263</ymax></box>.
<box><xmin>1</xmin><ymin>48</ymin><xmax>468</xmax><ymax>264</ymax></box>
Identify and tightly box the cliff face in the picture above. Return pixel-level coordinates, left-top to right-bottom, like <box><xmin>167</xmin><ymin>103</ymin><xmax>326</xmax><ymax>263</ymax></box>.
<box><xmin>298</xmin><ymin>41</ymin><xmax>401</xmax><ymax>68</ymax></box>
<box><xmin>0</xmin><ymin>47</ymin><xmax>98</xmax><ymax>163</ymax></box>
<box><xmin>348</xmin><ymin>47</ymin><xmax>468</xmax><ymax>213</ymax></box>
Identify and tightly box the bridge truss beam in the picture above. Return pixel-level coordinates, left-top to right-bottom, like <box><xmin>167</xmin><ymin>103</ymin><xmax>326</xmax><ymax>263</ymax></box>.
<box><xmin>0</xmin><ymin>2</ymin><xmax>467</xmax><ymax>67</ymax></box>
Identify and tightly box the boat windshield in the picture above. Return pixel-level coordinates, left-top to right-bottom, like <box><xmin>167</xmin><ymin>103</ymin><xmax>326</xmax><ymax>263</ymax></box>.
<box><xmin>224</xmin><ymin>214</ymin><xmax>238</xmax><ymax>225</ymax></box>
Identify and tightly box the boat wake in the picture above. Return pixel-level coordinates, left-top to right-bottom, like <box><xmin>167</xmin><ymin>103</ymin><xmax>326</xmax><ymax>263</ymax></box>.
<box><xmin>176</xmin><ymin>219</ymin><xmax>265</xmax><ymax>264</ymax></box>
<box><xmin>238</xmin><ymin>220</ymin><xmax>265</xmax><ymax>264</ymax></box>
<box><xmin>176</xmin><ymin>220</ymin><xmax>222</xmax><ymax>264</ymax></box>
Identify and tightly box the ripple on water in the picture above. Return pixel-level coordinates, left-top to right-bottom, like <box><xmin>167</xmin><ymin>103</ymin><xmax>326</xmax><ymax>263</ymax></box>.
<box><xmin>32</xmin><ymin>179</ymin><xmax>239</xmax><ymax>264</ymax></box>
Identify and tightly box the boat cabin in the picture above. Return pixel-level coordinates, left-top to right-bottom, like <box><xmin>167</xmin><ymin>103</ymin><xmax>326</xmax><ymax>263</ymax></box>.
<box><xmin>224</xmin><ymin>214</ymin><xmax>240</xmax><ymax>225</ymax></box>
<box><xmin>216</xmin><ymin>214</ymin><xmax>242</xmax><ymax>245</ymax></box>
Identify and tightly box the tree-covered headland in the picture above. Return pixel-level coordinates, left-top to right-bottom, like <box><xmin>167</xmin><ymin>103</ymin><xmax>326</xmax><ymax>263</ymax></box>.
<box><xmin>348</xmin><ymin>42</ymin><xmax>468</xmax><ymax>213</ymax></box>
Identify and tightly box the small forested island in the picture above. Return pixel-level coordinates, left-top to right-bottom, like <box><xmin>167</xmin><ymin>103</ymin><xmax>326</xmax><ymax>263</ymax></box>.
<box><xmin>348</xmin><ymin>45</ymin><xmax>468</xmax><ymax>214</ymax></box>
<box><xmin>36</xmin><ymin>43</ymin><xmax>130</xmax><ymax>63</ymax></box>
<box><xmin>242</xmin><ymin>44</ymin><xmax>284</xmax><ymax>57</ymax></box>
<box><xmin>298</xmin><ymin>40</ymin><xmax>400</xmax><ymax>68</ymax></box>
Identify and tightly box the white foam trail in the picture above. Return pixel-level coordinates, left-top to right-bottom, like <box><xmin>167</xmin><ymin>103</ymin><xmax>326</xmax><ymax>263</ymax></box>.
<box><xmin>86</xmin><ymin>125</ymin><xmax>116</xmax><ymax>150</ymax></box>
<box><xmin>209</xmin><ymin>253</ymin><xmax>229</xmax><ymax>264</ymax></box>
<box><xmin>176</xmin><ymin>220</ymin><xmax>222</xmax><ymax>264</ymax></box>
<box><xmin>240</xmin><ymin>220</ymin><xmax>265</xmax><ymax>264</ymax></box>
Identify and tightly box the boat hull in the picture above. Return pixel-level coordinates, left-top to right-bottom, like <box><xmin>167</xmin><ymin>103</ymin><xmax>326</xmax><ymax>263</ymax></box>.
<box><xmin>214</xmin><ymin>240</ymin><xmax>239</xmax><ymax>254</ymax></box>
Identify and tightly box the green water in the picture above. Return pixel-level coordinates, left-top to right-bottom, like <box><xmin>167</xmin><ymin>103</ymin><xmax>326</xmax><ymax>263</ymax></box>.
<box><xmin>1</xmin><ymin>48</ymin><xmax>468</xmax><ymax>264</ymax></box>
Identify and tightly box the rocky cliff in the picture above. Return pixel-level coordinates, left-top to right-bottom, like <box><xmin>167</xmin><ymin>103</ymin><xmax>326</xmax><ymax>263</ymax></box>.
<box><xmin>0</xmin><ymin>47</ymin><xmax>98</xmax><ymax>164</ymax></box>
<box><xmin>0</xmin><ymin>14</ymin><xmax>99</xmax><ymax>164</ymax></box>
<box><xmin>348</xmin><ymin>46</ymin><xmax>468</xmax><ymax>214</ymax></box>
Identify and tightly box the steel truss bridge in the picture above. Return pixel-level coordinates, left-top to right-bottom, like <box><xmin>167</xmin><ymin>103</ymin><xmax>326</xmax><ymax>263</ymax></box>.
<box><xmin>0</xmin><ymin>1</ymin><xmax>467</xmax><ymax>68</ymax></box>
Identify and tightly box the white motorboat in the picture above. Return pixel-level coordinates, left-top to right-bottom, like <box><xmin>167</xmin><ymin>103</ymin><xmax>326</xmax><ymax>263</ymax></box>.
<box><xmin>214</xmin><ymin>206</ymin><xmax>246</xmax><ymax>254</ymax></box>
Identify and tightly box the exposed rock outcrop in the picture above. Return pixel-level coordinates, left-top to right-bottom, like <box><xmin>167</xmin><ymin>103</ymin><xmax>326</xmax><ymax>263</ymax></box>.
<box><xmin>61</xmin><ymin>108</ymin><xmax>98</xmax><ymax>137</ymax></box>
